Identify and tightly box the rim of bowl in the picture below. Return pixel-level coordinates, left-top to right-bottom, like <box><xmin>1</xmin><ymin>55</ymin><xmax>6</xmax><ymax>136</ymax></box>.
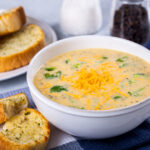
<box><xmin>27</xmin><ymin>35</ymin><xmax>150</xmax><ymax>117</ymax></box>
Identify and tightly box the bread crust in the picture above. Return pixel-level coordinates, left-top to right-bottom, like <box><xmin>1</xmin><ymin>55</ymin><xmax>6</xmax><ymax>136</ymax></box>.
<box><xmin>0</xmin><ymin>103</ymin><xmax>7</xmax><ymax>124</ymax></box>
<box><xmin>0</xmin><ymin>108</ymin><xmax>50</xmax><ymax>150</ymax></box>
<box><xmin>0</xmin><ymin>6</ymin><xmax>26</xmax><ymax>36</ymax></box>
<box><xmin>0</xmin><ymin>24</ymin><xmax>45</xmax><ymax>72</ymax></box>
<box><xmin>0</xmin><ymin>93</ymin><xmax>29</xmax><ymax>124</ymax></box>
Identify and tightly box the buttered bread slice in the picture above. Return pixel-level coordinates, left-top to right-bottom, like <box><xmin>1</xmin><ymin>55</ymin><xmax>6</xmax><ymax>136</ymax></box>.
<box><xmin>0</xmin><ymin>24</ymin><xmax>45</xmax><ymax>72</ymax></box>
<box><xmin>0</xmin><ymin>108</ymin><xmax>50</xmax><ymax>150</ymax></box>
<box><xmin>0</xmin><ymin>6</ymin><xmax>26</xmax><ymax>36</ymax></box>
<box><xmin>0</xmin><ymin>93</ymin><xmax>29</xmax><ymax>124</ymax></box>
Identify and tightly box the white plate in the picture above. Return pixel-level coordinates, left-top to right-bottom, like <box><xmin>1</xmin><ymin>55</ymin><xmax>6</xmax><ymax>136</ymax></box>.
<box><xmin>0</xmin><ymin>16</ymin><xmax>57</xmax><ymax>81</ymax></box>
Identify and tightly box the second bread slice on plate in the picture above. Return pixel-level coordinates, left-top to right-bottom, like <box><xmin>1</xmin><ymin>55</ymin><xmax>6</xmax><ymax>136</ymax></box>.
<box><xmin>0</xmin><ymin>24</ymin><xmax>45</xmax><ymax>72</ymax></box>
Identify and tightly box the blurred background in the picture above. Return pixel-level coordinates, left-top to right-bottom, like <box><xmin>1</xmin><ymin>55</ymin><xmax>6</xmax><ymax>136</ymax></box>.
<box><xmin>0</xmin><ymin>0</ymin><xmax>112</xmax><ymax>39</ymax></box>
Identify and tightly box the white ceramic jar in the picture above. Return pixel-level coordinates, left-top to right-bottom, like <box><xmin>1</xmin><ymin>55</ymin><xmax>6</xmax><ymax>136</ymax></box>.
<box><xmin>60</xmin><ymin>0</ymin><xmax>103</xmax><ymax>35</ymax></box>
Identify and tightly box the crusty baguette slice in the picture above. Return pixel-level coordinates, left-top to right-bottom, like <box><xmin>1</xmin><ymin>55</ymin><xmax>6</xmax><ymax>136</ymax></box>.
<box><xmin>0</xmin><ymin>93</ymin><xmax>29</xmax><ymax>124</ymax></box>
<box><xmin>0</xmin><ymin>108</ymin><xmax>50</xmax><ymax>150</ymax></box>
<box><xmin>0</xmin><ymin>6</ymin><xmax>26</xmax><ymax>36</ymax></box>
<box><xmin>0</xmin><ymin>24</ymin><xmax>45</xmax><ymax>72</ymax></box>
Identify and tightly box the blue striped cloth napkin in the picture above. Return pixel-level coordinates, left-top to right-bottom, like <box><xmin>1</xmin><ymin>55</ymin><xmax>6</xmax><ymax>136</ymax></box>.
<box><xmin>1</xmin><ymin>40</ymin><xmax>150</xmax><ymax>150</ymax></box>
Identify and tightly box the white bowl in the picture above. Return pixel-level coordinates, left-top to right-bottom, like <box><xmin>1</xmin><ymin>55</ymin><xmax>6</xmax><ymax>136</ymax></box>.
<box><xmin>27</xmin><ymin>36</ymin><xmax>150</xmax><ymax>139</ymax></box>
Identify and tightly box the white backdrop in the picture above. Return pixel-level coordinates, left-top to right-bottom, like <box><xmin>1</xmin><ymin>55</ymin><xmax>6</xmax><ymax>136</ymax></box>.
<box><xmin>0</xmin><ymin>0</ymin><xmax>112</xmax><ymax>28</ymax></box>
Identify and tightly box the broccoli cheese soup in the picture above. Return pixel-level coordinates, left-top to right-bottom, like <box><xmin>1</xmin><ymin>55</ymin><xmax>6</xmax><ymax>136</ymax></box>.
<box><xmin>34</xmin><ymin>49</ymin><xmax>150</xmax><ymax>110</ymax></box>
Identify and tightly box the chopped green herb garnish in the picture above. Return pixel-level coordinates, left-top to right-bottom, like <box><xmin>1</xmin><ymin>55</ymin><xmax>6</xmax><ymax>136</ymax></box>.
<box><xmin>128</xmin><ymin>88</ymin><xmax>145</xmax><ymax>97</ymax></box>
<box><xmin>65</xmin><ymin>59</ymin><xmax>70</xmax><ymax>64</ymax></box>
<box><xmin>45</xmin><ymin>67</ymin><xmax>56</xmax><ymax>71</ymax></box>
<box><xmin>69</xmin><ymin>99</ymin><xmax>75</xmax><ymax>103</ymax></box>
<box><xmin>119</xmin><ymin>63</ymin><xmax>127</xmax><ymax>68</ymax></box>
<box><xmin>56</xmin><ymin>71</ymin><xmax>62</xmax><ymax>77</ymax></box>
<box><xmin>113</xmin><ymin>96</ymin><xmax>122</xmax><ymax>99</ymax></box>
<box><xmin>44</xmin><ymin>73</ymin><xmax>57</xmax><ymax>79</ymax></box>
<box><xmin>116</xmin><ymin>56</ymin><xmax>128</xmax><ymax>62</ymax></box>
<box><xmin>116</xmin><ymin>58</ymin><xmax>124</xmax><ymax>62</ymax></box>
<box><xmin>128</xmin><ymin>80</ymin><xmax>132</xmax><ymax>84</ymax></box>
<box><xmin>73</xmin><ymin>63</ymin><xmax>81</xmax><ymax>69</ymax></box>
<box><xmin>128</xmin><ymin>79</ymin><xmax>135</xmax><ymax>84</ymax></box>
<box><xmin>128</xmin><ymin>91</ymin><xmax>132</xmax><ymax>96</ymax></box>
<box><xmin>133</xmin><ymin>93</ymin><xmax>139</xmax><ymax>96</ymax></box>
<box><xmin>133</xmin><ymin>73</ymin><xmax>145</xmax><ymax>77</ymax></box>
<box><xmin>136</xmin><ymin>87</ymin><xmax>145</xmax><ymax>93</ymax></box>
<box><xmin>122</xmin><ymin>56</ymin><xmax>128</xmax><ymax>59</ymax></box>
<box><xmin>69</xmin><ymin>106</ymin><xmax>85</xmax><ymax>109</ymax></box>
<box><xmin>44</xmin><ymin>70</ymin><xmax>62</xmax><ymax>79</ymax></box>
<box><xmin>96</xmin><ymin>56</ymin><xmax>108</xmax><ymax>63</ymax></box>
<box><xmin>50</xmin><ymin>85</ymin><xmax>67</xmax><ymax>92</ymax></box>
<box><xmin>79</xmin><ymin>107</ymin><xmax>85</xmax><ymax>109</ymax></box>
<box><xmin>102</xmin><ymin>56</ymin><xmax>108</xmax><ymax>60</ymax></box>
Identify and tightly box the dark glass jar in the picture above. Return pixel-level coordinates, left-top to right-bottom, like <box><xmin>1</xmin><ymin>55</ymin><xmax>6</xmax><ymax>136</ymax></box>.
<box><xmin>111</xmin><ymin>0</ymin><xmax>149</xmax><ymax>44</ymax></box>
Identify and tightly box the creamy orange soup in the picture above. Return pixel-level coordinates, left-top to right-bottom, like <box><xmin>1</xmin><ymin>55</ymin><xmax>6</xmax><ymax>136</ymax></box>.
<box><xmin>34</xmin><ymin>49</ymin><xmax>150</xmax><ymax>110</ymax></box>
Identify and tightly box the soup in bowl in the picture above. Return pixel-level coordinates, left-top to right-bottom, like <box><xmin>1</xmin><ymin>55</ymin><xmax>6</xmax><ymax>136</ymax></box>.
<box><xmin>27</xmin><ymin>36</ymin><xmax>150</xmax><ymax>138</ymax></box>
<box><xmin>34</xmin><ymin>49</ymin><xmax>150</xmax><ymax>110</ymax></box>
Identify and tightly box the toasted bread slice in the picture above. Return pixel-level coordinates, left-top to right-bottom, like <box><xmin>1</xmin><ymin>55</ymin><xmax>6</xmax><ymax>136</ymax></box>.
<box><xmin>0</xmin><ymin>24</ymin><xmax>45</xmax><ymax>72</ymax></box>
<box><xmin>0</xmin><ymin>108</ymin><xmax>50</xmax><ymax>150</ymax></box>
<box><xmin>0</xmin><ymin>93</ymin><xmax>29</xmax><ymax>124</ymax></box>
<box><xmin>0</xmin><ymin>6</ymin><xmax>26</xmax><ymax>36</ymax></box>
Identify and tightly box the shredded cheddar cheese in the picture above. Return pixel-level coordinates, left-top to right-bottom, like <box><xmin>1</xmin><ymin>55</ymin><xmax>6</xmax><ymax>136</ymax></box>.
<box><xmin>67</xmin><ymin>55</ymin><xmax>72</xmax><ymax>60</ymax></box>
<box><xmin>79</xmin><ymin>57</ymin><xmax>93</xmax><ymax>64</ymax></box>
<box><xmin>61</xmin><ymin>62</ymin><xmax>128</xmax><ymax>108</ymax></box>
<box><xmin>87</xmin><ymin>99</ymin><xmax>91</xmax><ymax>110</ymax></box>
<box><xmin>95</xmin><ymin>102</ymin><xmax>101</xmax><ymax>110</ymax></box>
<box><xmin>102</xmin><ymin>105</ymin><xmax>115</xmax><ymax>110</ymax></box>
<box><xmin>94</xmin><ymin>54</ymin><xmax>102</xmax><ymax>60</ymax></box>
